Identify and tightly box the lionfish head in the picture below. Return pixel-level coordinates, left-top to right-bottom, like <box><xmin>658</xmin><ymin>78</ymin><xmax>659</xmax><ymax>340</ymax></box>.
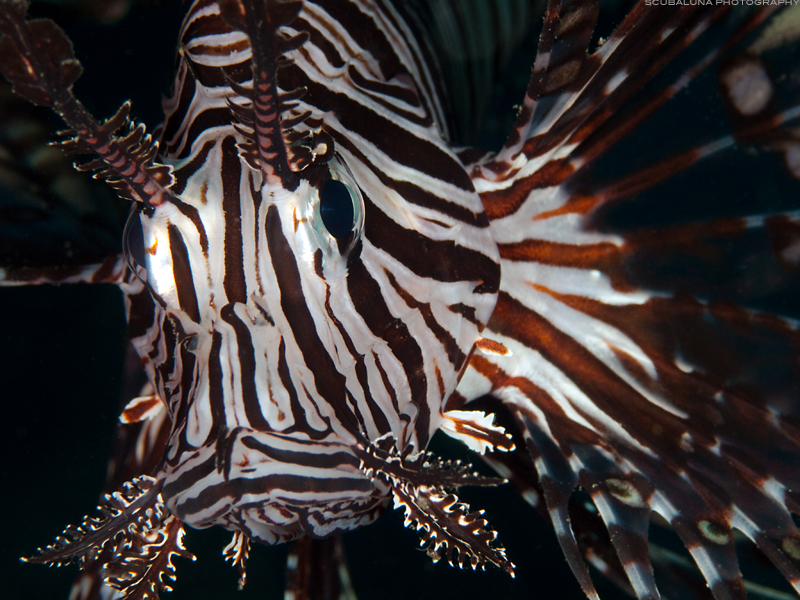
<box><xmin>120</xmin><ymin>0</ymin><xmax>502</xmax><ymax>546</ymax></box>
<box><xmin>0</xmin><ymin>0</ymin><xmax>514</xmax><ymax>582</ymax></box>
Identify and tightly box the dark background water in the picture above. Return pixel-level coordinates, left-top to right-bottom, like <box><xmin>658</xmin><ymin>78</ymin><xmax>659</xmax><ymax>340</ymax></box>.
<box><xmin>1</xmin><ymin>1</ymin><xmax>799</xmax><ymax>599</ymax></box>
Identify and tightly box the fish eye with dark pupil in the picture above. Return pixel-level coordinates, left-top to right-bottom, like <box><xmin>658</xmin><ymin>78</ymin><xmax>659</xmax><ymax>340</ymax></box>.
<box><xmin>319</xmin><ymin>178</ymin><xmax>355</xmax><ymax>239</ymax></box>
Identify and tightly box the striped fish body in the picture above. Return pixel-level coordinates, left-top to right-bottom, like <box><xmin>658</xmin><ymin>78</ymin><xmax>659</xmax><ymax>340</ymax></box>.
<box><xmin>123</xmin><ymin>0</ymin><xmax>500</xmax><ymax>544</ymax></box>
<box><xmin>2</xmin><ymin>1</ymin><xmax>800</xmax><ymax>599</ymax></box>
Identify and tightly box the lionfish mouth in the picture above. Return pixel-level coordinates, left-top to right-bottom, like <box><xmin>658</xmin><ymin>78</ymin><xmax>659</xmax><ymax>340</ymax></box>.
<box><xmin>158</xmin><ymin>429</ymin><xmax>390</xmax><ymax>544</ymax></box>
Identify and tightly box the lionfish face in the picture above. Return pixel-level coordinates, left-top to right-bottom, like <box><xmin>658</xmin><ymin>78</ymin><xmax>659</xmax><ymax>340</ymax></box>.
<box><xmin>120</xmin><ymin>0</ymin><xmax>500</xmax><ymax>544</ymax></box>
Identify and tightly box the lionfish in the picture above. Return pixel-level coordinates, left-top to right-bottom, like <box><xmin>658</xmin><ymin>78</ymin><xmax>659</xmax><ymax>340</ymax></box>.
<box><xmin>1</xmin><ymin>0</ymin><xmax>799</xmax><ymax>598</ymax></box>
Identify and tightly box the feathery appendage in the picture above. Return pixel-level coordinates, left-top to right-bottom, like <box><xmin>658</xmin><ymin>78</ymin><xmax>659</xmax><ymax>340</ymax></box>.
<box><xmin>0</xmin><ymin>0</ymin><xmax>175</xmax><ymax>206</ymax></box>
<box><xmin>222</xmin><ymin>530</ymin><xmax>250</xmax><ymax>590</ymax></box>
<box><xmin>23</xmin><ymin>476</ymin><xmax>194</xmax><ymax>599</ymax></box>
<box><xmin>355</xmin><ymin>434</ymin><xmax>515</xmax><ymax>576</ymax></box>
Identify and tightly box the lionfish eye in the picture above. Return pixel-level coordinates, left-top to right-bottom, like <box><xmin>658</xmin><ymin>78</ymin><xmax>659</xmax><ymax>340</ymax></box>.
<box><xmin>313</xmin><ymin>156</ymin><xmax>364</xmax><ymax>252</ymax></box>
<box><xmin>319</xmin><ymin>178</ymin><xmax>356</xmax><ymax>239</ymax></box>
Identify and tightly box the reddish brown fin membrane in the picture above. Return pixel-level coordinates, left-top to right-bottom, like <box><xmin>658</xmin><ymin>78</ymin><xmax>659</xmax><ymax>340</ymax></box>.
<box><xmin>518</xmin><ymin>407</ymin><xmax>601</xmax><ymax>599</ymax></box>
<box><xmin>498</xmin><ymin>0</ymin><xmax>601</xmax><ymax>162</ymax></box>
<box><xmin>584</xmin><ymin>475</ymin><xmax>657</xmax><ymax>600</ymax></box>
<box><xmin>465</xmin><ymin>3</ymin><xmax>800</xmax><ymax>597</ymax></box>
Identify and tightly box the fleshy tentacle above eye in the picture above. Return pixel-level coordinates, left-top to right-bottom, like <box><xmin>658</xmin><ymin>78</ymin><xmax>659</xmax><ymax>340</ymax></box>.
<box><xmin>0</xmin><ymin>0</ymin><xmax>176</xmax><ymax>207</ymax></box>
<box><xmin>461</xmin><ymin>1</ymin><xmax>800</xmax><ymax>599</ymax></box>
<box><xmin>218</xmin><ymin>0</ymin><xmax>310</xmax><ymax>188</ymax></box>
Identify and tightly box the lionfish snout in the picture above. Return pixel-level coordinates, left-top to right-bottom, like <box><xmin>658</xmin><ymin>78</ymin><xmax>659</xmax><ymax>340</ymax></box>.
<box><xmin>158</xmin><ymin>427</ymin><xmax>390</xmax><ymax>545</ymax></box>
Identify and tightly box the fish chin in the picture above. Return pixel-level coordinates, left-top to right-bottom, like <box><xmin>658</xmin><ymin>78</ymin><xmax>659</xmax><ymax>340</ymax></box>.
<box><xmin>160</xmin><ymin>429</ymin><xmax>390</xmax><ymax>543</ymax></box>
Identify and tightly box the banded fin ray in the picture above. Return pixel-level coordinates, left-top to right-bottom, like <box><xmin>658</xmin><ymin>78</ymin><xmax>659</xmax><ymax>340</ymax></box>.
<box><xmin>460</xmin><ymin>2</ymin><xmax>800</xmax><ymax>599</ymax></box>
